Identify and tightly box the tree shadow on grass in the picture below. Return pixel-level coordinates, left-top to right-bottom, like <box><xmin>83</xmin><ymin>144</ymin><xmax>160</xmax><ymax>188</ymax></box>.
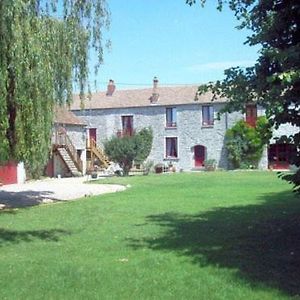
<box><xmin>128</xmin><ymin>191</ymin><xmax>300</xmax><ymax>296</ymax></box>
<box><xmin>0</xmin><ymin>190</ymin><xmax>59</xmax><ymax>209</ymax></box>
<box><xmin>0</xmin><ymin>228</ymin><xmax>72</xmax><ymax>247</ymax></box>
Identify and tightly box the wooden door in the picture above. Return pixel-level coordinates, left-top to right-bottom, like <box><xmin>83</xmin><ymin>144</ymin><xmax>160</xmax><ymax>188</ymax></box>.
<box><xmin>194</xmin><ymin>145</ymin><xmax>205</xmax><ymax>167</ymax></box>
<box><xmin>268</xmin><ymin>144</ymin><xmax>294</xmax><ymax>169</ymax></box>
<box><xmin>89</xmin><ymin>128</ymin><xmax>97</xmax><ymax>143</ymax></box>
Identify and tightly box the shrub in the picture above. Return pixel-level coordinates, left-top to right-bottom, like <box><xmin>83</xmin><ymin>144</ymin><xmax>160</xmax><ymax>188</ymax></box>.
<box><xmin>204</xmin><ymin>159</ymin><xmax>217</xmax><ymax>171</ymax></box>
<box><xmin>104</xmin><ymin>128</ymin><xmax>153</xmax><ymax>176</ymax></box>
<box><xmin>226</xmin><ymin>116</ymin><xmax>272</xmax><ymax>169</ymax></box>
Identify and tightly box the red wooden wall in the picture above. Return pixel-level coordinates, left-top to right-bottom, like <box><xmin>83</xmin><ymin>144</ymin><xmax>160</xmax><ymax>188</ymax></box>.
<box><xmin>0</xmin><ymin>161</ymin><xmax>18</xmax><ymax>185</ymax></box>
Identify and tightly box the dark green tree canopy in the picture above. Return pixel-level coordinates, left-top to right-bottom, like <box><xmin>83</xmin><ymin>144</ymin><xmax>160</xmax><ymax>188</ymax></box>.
<box><xmin>0</xmin><ymin>0</ymin><xmax>109</xmax><ymax>177</ymax></box>
<box><xmin>188</xmin><ymin>0</ymin><xmax>300</xmax><ymax>191</ymax></box>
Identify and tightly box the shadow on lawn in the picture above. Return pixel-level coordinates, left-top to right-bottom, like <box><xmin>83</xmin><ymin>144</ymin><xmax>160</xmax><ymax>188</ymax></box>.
<box><xmin>0</xmin><ymin>190</ymin><xmax>58</xmax><ymax>209</ymax></box>
<box><xmin>128</xmin><ymin>190</ymin><xmax>300</xmax><ymax>296</ymax></box>
<box><xmin>0</xmin><ymin>228</ymin><xmax>72</xmax><ymax>247</ymax></box>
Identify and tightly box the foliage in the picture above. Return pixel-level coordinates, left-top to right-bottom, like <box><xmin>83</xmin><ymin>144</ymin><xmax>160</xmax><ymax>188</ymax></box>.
<box><xmin>188</xmin><ymin>0</ymin><xmax>300</xmax><ymax>191</ymax></box>
<box><xmin>204</xmin><ymin>159</ymin><xmax>217</xmax><ymax>171</ymax></box>
<box><xmin>133</xmin><ymin>128</ymin><xmax>153</xmax><ymax>164</ymax></box>
<box><xmin>142</xmin><ymin>160</ymin><xmax>154</xmax><ymax>173</ymax></box>
<box><xmin>225</xmin><ymin>116</ymin><xmax>272</xmax><ymax>168</ymax></box>
<box><xmin>104</xmin><ymin>128</ymin><xmax>153</xmax><ymax>176</ymax></box>
<box><xmin>0</xmin><ymin>1</ymin><xmax>109</xmax><ymax>177</ymax></box>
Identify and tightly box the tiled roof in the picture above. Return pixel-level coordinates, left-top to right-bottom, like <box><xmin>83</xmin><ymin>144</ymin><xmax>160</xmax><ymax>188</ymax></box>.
<box><xmin>71</xmin><ymin>85</ymin><xmax>227</xmax><ymax>110</ymax></box>
<box><xmin>54</xmin><ymin>106</ymin><xmax>86</xmax><ymax>126</ymax></box>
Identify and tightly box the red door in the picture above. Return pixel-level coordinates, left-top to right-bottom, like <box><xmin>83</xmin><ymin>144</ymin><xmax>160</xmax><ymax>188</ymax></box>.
<box><xmin>89</xmin><ymin>128</ymin><xmax>97</xmax><ymax>143</ymax></box>
<box><xmin>268</xmin><ymin>144</ymin><xmax>295</xmax><ymax>169</ymax></box>
<box><xmin>194</xmin><ymin>145</ymin><xmax>205</xmax><ymax>167</ymax></box>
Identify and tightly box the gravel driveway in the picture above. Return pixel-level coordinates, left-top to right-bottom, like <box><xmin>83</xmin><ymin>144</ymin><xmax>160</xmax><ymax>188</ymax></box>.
<box><xmin>0</xmin><ymin>177</ymin><xmax>125</xmax><ymax>209</ymax></box>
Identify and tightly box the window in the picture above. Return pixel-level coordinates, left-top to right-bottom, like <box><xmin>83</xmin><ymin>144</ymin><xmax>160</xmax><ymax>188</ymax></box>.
<box><xmin>166</xmin><ymin>107</ymin><xmax>177</xmax><ymax>127</ymax></box>
<box><xmin>165</xmin><ymin>137</ymin><xmax>178</xmax><ymax>158</ymax></box>
<box><xmin>202</xmin><ymin>106</ymin><xmax>214</xmax><ymax>126</ymax></box>
<box><xmin>245</xmin><ymin>104</ymin><xmax>257</xmax><ymax>127</ymax></box>
<box><xmin>122</xmin><ymin>116</ymin><xmax>133</xmax><ymax>136</ymax></box>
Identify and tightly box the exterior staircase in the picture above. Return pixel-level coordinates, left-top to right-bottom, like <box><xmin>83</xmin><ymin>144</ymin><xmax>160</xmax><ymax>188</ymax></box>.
<box><xmin>57</xmin><ymin>147</ymin><xmax>82</xmax><ymax>176</ymax></box>
<box><xmin>87</xmin><ymin>139</ymin><xmax>110</xmax><ymax>170</ymax></box>
<box><xmin>54</xmin><ymin>130</ymin><xmax>83</xmax><ymax>176</ymax></box>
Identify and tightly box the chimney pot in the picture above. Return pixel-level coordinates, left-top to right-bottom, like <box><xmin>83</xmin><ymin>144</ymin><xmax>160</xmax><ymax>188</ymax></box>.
<box><xmin>150</xmin><ymin>76</ymin><xmax>159</xmax><ymax>103</ymax></box>
<box><xmin>106</xmin><ymin>79</ymin><xmax>116</xmax><ymax>96</ymax></box>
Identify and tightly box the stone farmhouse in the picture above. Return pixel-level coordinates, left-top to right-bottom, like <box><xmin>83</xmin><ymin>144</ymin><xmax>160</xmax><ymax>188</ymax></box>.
<box><xmin>1</xmin><ymin>78</ymin><xmax>296</xmax><ymax>184</ymax></box>
<box><xmin>66</xmin><ymin>78</ymin><xmax>297</xmax><ymax>173</ymax></box>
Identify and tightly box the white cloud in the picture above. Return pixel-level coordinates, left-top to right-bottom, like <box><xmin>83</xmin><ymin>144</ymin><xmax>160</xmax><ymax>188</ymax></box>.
<box><xmin>187</xmin><ymin>60</ymin><xmax>255</xmax><ymax>72</ymax></box>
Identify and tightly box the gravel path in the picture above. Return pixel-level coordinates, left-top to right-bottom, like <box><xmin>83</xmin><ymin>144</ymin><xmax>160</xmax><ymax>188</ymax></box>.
<box><xmin>0</xmin><ymin>177</ymin><xmax>126</xmax><ymax>209</ymax></box>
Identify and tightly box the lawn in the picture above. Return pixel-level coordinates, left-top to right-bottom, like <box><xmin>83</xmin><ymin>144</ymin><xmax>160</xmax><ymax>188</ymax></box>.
<box><xmin>0</xmin><ymin>171</ymin><xmax>299</xmax><ymax>300</ymax></box>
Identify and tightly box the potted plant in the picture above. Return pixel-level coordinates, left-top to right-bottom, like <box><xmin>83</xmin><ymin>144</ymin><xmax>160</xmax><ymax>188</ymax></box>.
<box><xmin>204</xmin><ymin>159</ymin><xmax>217</xmax><ymax>171</ymax></box>
<box><xmin>154</xmin><ymin>163</ymin><xmax>164</xmax><ymax>174</ymax></box>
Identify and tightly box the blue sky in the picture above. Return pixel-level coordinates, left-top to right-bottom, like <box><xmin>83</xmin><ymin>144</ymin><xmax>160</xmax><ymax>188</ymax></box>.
<box><xmin>89</xmin><ymin>0</ymin><xmax>260</xmax><ymax>91</ymax></box>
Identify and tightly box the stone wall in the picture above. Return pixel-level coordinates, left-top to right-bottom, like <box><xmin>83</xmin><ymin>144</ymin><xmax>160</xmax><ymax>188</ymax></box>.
<box><xmin>74</xmin><ymin>103</ymin><xmax>245</xmax><ymax>171</ymax></box>
<box><xmin>73</xmin><ymin>103</ymin><xmax>298</xmax><ymax>172</ymax></box>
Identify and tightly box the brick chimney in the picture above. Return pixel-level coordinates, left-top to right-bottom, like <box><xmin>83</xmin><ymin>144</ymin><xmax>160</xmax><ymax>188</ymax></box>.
<box><xmin>150</xmin><ymin>76</ymin><xmax>159</xmax><ymax>103</ymax></box>
<box><xmin>106</xmin><ymin>79</ymin><xmax>116</xmax><ymax>96</ymax></box>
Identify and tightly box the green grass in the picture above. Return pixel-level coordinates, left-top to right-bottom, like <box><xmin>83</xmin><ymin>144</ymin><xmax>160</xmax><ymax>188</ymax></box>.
<box><xmin>1</xmin><ymin>171</ymin><xmax>300</xmax><ymax>299</ymax></box>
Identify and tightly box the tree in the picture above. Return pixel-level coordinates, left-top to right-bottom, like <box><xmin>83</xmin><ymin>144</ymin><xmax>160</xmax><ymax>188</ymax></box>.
<box><xmin>0</xmin><ymin>0</ymin><xmax>109</xmax><ymax>177</ymax></box>
<box><xmin>104</xmin><ymin>128</ymin><xmax>153</xmax><ymax>176</ymax></box>
<box><xmin>187</xmin><ymin>0</ymin><xmax>300</xmax><ymax>192</ymax></box>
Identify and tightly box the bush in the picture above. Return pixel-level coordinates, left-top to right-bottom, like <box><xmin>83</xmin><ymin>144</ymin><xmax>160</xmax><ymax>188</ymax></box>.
<box><xmin>226</xmin><ymin>117</ymin><xmax>272</xmax><ymax>169</ymax></box>
<box><xmin>204</xmin><ymin>159</ymin><xmax>217</xmax><ymax>171</ymax></box>
<box><xmin>104</xmin><ymin>128</ymin><xmax>153</xmax><ymax>176</ymax></box>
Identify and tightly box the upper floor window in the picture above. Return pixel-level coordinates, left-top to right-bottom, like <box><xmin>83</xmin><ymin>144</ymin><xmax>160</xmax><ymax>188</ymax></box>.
<box><xmin>202</xmin><ymin>106</ymin><xmax>214</xmax><ymax>126</ymax></box>
<box><xmin>166</xmin><ymin>107</ymin><xmax>177</xmax><ymax>128</ymax></box>
<box><xmin>122</xmin><ymin>116</ymin><xmax>133</xmax><ymax>136</ymax></box>
<box><xmin>245</xmin><ymin>104</ymin><xmax>257</xmax><ymax>127</ymax></box>
<box><xmin>166</xmin><ymin>137</ymin><xmax>178</xmax><ymax>158</ymax></box>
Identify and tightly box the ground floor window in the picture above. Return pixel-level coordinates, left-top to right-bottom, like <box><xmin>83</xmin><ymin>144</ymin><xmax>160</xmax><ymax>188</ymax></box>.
<box><xmin>166</xmin><ymin>137</ymin><xmax>178</xmax><ymax>158</ymax></box>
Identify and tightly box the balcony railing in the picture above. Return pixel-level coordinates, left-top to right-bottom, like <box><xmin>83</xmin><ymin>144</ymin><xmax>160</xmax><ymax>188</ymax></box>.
<box><xmin>166</xmin><ymin>122</ymin><xmax>177</xmax><ymax>128</ymax></box>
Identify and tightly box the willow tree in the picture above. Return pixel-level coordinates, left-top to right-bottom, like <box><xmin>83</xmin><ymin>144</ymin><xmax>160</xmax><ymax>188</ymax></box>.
<box><xmin>0</xmin><ymin>0</ymin><xmax>109</xmax><ymax>177</ymax></box>
<box><xmin>187</xmin><ymin>0</ymin><xmax>300</xmax><ymax>192</ymax></box>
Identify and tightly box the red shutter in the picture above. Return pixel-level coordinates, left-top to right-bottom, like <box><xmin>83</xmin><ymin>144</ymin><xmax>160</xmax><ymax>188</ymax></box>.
<box><xmin>246</xmin><ymin>105</ymin><xmax>257</xmax><ymax>127</ymax></box>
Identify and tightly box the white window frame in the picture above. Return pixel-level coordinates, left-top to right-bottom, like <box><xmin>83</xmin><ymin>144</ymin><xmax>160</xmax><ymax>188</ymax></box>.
<box><xmin>165</xmin><ymin>107</ymin><xmax>177</xmax><ymax>128</ymax></box>
<box><xmin>202</xmin><ymin>105</ymin><xmax>214</xmax><ymax>126</ymax></box>
<box><xmin>164</xmin><ymin>136</ymin><xmax>179</xmax><ymax>159</ymax></box>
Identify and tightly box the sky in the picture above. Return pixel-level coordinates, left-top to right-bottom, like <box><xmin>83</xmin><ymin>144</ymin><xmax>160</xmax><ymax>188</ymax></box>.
<box><xmin>89</xmin><ymin>0</ymin><xmax>260</xmax><ymax>91</ymax></box>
